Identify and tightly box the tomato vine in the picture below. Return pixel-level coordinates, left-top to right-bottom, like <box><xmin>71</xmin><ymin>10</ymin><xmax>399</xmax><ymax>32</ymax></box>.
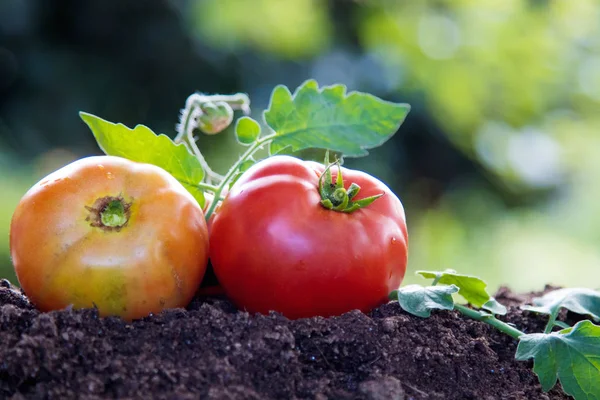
<box><xmin>391</xmin><ymin>269</ymin><xmax>600</xmax><ymax>400</ymax></box>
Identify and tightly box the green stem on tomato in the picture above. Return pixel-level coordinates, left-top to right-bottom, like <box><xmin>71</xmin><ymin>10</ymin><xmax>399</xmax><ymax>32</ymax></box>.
<box><xmin>175</xmin><ymin>104</ymin><xmax>224</xmax><ymax>184</ymax></box>
<box><xmin>194</xmin><ymin>182</ymin><xmax>220</xmax><ymax>193</ymax></box>
<box><xmin>185</xmin><ymin>135</ymin><xmax>224</xmax><ymax>185</ymax></box>
<box><xmin>175</xmin><ymin>93</ymin><xmax>250</xmax><ymax>185</ymax></box>
<box><xmin>175</xmin><ymin>91</ymin><xmax>270</xmax><ymax>222</ymax></box>
<box><xmin>100</xmin><ymin>200</ymin><xmax>129</xmax><ymax>228</ymax></box>
<box><xmin>175</xmin><ymin>93</ymin><xmax>250</xmax><ymax>143</ymax></box>
<box><xmin>317</xmin><ymin>155</ymin><xmax>383</xmax><ymax>213</ymax></box>
<box><xmin>454</xmin><ymin>303</ymin><xmax>524</xmax><ymax>340</ymax></box>
<box><xmin>203</xmin><ymin>134</ymin><xmax>276</xmax><ymax>221</ymax></box>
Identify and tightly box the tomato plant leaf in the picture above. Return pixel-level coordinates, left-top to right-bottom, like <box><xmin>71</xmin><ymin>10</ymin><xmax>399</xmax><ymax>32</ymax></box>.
<box><xmin>80</xmin><ymin>112</ymin><xmax>206</xmax><ymax>207</ymax></box>
<box><xmin>395</xmin><ymin>284</ymin><xmax>459</xmax><ymax>318</ymax></box>
<box><xmin>515</xmin><ymin>320</ymin><xmax>600</xmax><ymax>399</ymax></box>
<box><xmin>235</xmin><ymin>116</ymin><xmax>261</xmax><ymax>145</ymax></box>
<box><xmin>482</xmin><ymin>298</ymin><xmax>508</xmax><ymax>316</ymax></box>
<box><xmin>521</xmin><ymin>288</ymin><xmax>600</xmax><ymax>322</ymax></box>
<box><xmin>263</xmin><ymin>79</ymin><xmax>410</xmax><ymax>157</ymax></box>
<box><xmin>417</xmin><ymin>269</ymin><xmax>493</xmax><ymax>308</ymax></box>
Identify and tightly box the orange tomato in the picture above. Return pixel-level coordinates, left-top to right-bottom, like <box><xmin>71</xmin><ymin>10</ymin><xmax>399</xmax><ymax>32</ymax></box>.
<box><xmin>10</xmin><ymin>156</ymin><xmax>209</xmax><ymax>321</ymax></box>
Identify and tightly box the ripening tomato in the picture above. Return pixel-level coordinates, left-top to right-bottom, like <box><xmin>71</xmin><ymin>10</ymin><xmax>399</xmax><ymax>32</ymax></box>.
<box><xmin>209</xmin><ymin>155</ymin><xmax>408</xmax><ymax>319</ymax></box>
<box><xmin>10</xmin><ymin>155</ymin><xmax>209</xmax><ymax>321</ymax></box>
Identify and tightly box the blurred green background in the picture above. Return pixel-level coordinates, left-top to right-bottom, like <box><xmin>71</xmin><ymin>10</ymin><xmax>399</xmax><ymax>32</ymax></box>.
<box><xmin>1</xmin><ymin>0</ymin><xmax>599</xmax><ymax>293</ymax></box>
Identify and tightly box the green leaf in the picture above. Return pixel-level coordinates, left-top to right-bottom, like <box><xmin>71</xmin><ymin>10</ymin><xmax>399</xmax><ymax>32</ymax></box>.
<box><xmin>417</xmin><ymin>269</ymin><xmax>494</xmax><ymax>308</ymax></box>
<box><xmin>521</xmin><ymin>288</ymin><xmax>600</xmax><ymax>322</ymax></box>
<box><xmin>516</xmin><ymin>320</ymin><xmax>600</xmax><ymax>399</ymax></box>
<box><xmin>395</xmin><ymin>284</ymin><xmax>459</xmax><ymax>318</ymax></box>
<box><xmin>235</xmin><ymin>116</ymin><xmax>261</xmax><ymax>145</ymax></box>
<box><xmin>263</xmin><ymin>79</ymin><xmax>410</xmax><ymax>157</ymax></box>
<box><xmin>482</xmin><ymin>298</ymin><xmax>508</xmax><ymax>316</ymax></box>
<box><xmin>80</xmin><ymin>112</ymin><xmax>205</xmax><ymax>207</ymax></box>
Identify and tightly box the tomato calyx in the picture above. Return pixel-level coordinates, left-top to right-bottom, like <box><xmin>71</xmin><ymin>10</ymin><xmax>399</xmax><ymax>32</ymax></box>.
<box><xmin>318</xmin><ymin>154</ymin><xmax>383</xmax><ymax>213</ymax></box>
<box><xmin>85</xmin><ymin>195</ymin><xmax>132</xmax><ymax>231</ymax></box>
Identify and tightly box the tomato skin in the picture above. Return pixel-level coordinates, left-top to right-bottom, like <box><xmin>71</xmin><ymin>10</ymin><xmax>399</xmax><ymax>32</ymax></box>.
<box><xmin>209</xmin><ymin>155</ymin><xmax>408</xmax><ymax>319</ymax></box>
<box><xmin>10</xmin><ymin>156</ymin><xmax>209</xmax><ymax>321</ymax></box>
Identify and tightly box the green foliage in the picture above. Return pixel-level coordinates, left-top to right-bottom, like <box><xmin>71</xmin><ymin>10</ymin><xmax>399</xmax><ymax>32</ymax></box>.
<box><xmin>522</xmin><ymin>288</ymin><xmax>600</xmax><ymax>322</ymax></box>
<box><xmin>80</xmin><ymin>81</ymin><xmax>412</xmax><ymax>222</ymax></box>
<box><xmin>264</xmin><ymin>80</ymin><xmax>410</xmax><ymax>157</ymax></box>
<box><xmin>481</xmin><ymin>298</ymin><xmax>508</xmax><ymax>316</ymax></box>
<box><xmin>191</xmin><ymin>0</ymin><xmax>331</xmax><ymax>58</ymax></box>
<box><xmin>394</xmin><ymin>270</ymin><xmax>600</xmax><ymax>399</ymax></box>
<box><xmin>394</xmin><ymin>284</ymin><xmax>459</xmax><ymax>317</ymax></box>
<box><xmin>516</xmin><ymin>320</ymin><xmax>600</xmax><ymax>400</ymax></box>
<box><xmin>80</xmin><ymin>112</ymin><xmax>206</xmax><ymax>207</ymax></box>
<box><xmin>235</xmin><ymin>117</ymin><xmax>261</xmax><ymax>145</ymax></box>
<box><xmin>359</xmin><ymin>2</ymin><xmax>595</xmax><ymax>164</ymax></box>
<box><xmin>417</xmin><ymin>269</ymin><xmax>497</xmax><ymax>309</ymax></box>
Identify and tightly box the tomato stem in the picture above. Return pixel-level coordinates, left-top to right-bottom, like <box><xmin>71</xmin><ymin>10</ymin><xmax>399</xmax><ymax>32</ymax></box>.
<box><xmin>101</xmin><ymin>200</ymin><xmax>128</xmax><ymax>228</ymax></box>
<box><xmin>318</xmin><ymin>152</ymin><xmax>383</xmax><ymax>213</ymax></box>
<box><xmin>203</xmin><ymin>134</ymin><xmax>276</xmax><ymax>221</ymax></box>
<box><xmin>195</xmin><ymin>182</ymin><xmax>220</xmax><ymax>193</ymax></box>
<box><xmin>175</xmin><ymin>92</ymin><xmax>251</xmax><ymax>185</ymax></box>
<box><xmin>86</xmin><ymin>196</ymin><xmax>131</xmax><ymax>231</ymax></box>
<box><xmin>183</xmin><ymin>133</ymin><xmax>224</xmax><ymax>185</ymax></box>
<box><xmin>175</xmin><ymin>101</ymin><xmax>222</xmax><ymax>185</ymax></box>
<box><xmin>454</xmin><ymin>303</ymin><xmax>524</xmax><ymax>340</ymax></box>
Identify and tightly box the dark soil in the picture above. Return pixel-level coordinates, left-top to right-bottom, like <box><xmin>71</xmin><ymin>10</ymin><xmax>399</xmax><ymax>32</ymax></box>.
<box><xmin>0</xmin><ymin>279</ymin><xmax>570</xmax><ymax>400</ymax></box>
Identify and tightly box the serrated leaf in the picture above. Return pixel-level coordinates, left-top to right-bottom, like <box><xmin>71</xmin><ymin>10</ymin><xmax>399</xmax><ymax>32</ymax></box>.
<box><xmin>395</xmin><ymin>284</ymin><xmax>459</xmax><ymax>318</ymax></box>
<box><xmin>482</xmin><ymin>298</ymin><xmax>508</xmax><ymax>316</ymax></box>
<box><xmin>235</xmin><ymin>116</ymin><xmax>261</xmax><ymax>145</ymax></box>
<box><xmin>516</xmin><ymin>320</ymin><xmax>600</xmax><ymax>399</ymax></box>
<box><xmin>521</xmin><ymin>288</ymin><xmax>600</xmax><ymax>322</ymax></box>
<box><xmin>263</xmin><ymin>79</ymin><xmax>410</xmax><ymax>157</ymax></box>
<box><xmin>80</xmin><ymin>112</ymin><xmax>205</xmax><ymax>207</ymax></box>
<box><xmin>417</xmin><ymin>269</ymin><xmax>493</xmax><ymax>308</ymax></box>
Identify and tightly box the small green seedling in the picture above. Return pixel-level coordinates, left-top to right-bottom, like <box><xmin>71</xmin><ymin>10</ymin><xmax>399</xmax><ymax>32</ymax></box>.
<box><xmin>389</xmin><ymin>269</ymin><xmax>600</xmax><ymax>400</ymax></box>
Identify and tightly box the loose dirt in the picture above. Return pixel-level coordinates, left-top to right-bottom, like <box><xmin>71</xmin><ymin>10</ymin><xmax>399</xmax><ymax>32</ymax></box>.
<box><xmin>0</xmin><ymin>280</ymin><xmax>569</xmax><ymax>399</ymax></box>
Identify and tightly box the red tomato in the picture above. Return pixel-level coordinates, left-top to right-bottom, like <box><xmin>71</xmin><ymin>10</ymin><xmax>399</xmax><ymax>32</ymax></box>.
<box><xmin>10</xmin><ymin>155</ymin><xmax>209</xmax><ymax>321</ymax></box>
<box><xmin>209</xmin><ymin>155</ymin><xmax>408</xmax><ymax>319</ymax></box>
